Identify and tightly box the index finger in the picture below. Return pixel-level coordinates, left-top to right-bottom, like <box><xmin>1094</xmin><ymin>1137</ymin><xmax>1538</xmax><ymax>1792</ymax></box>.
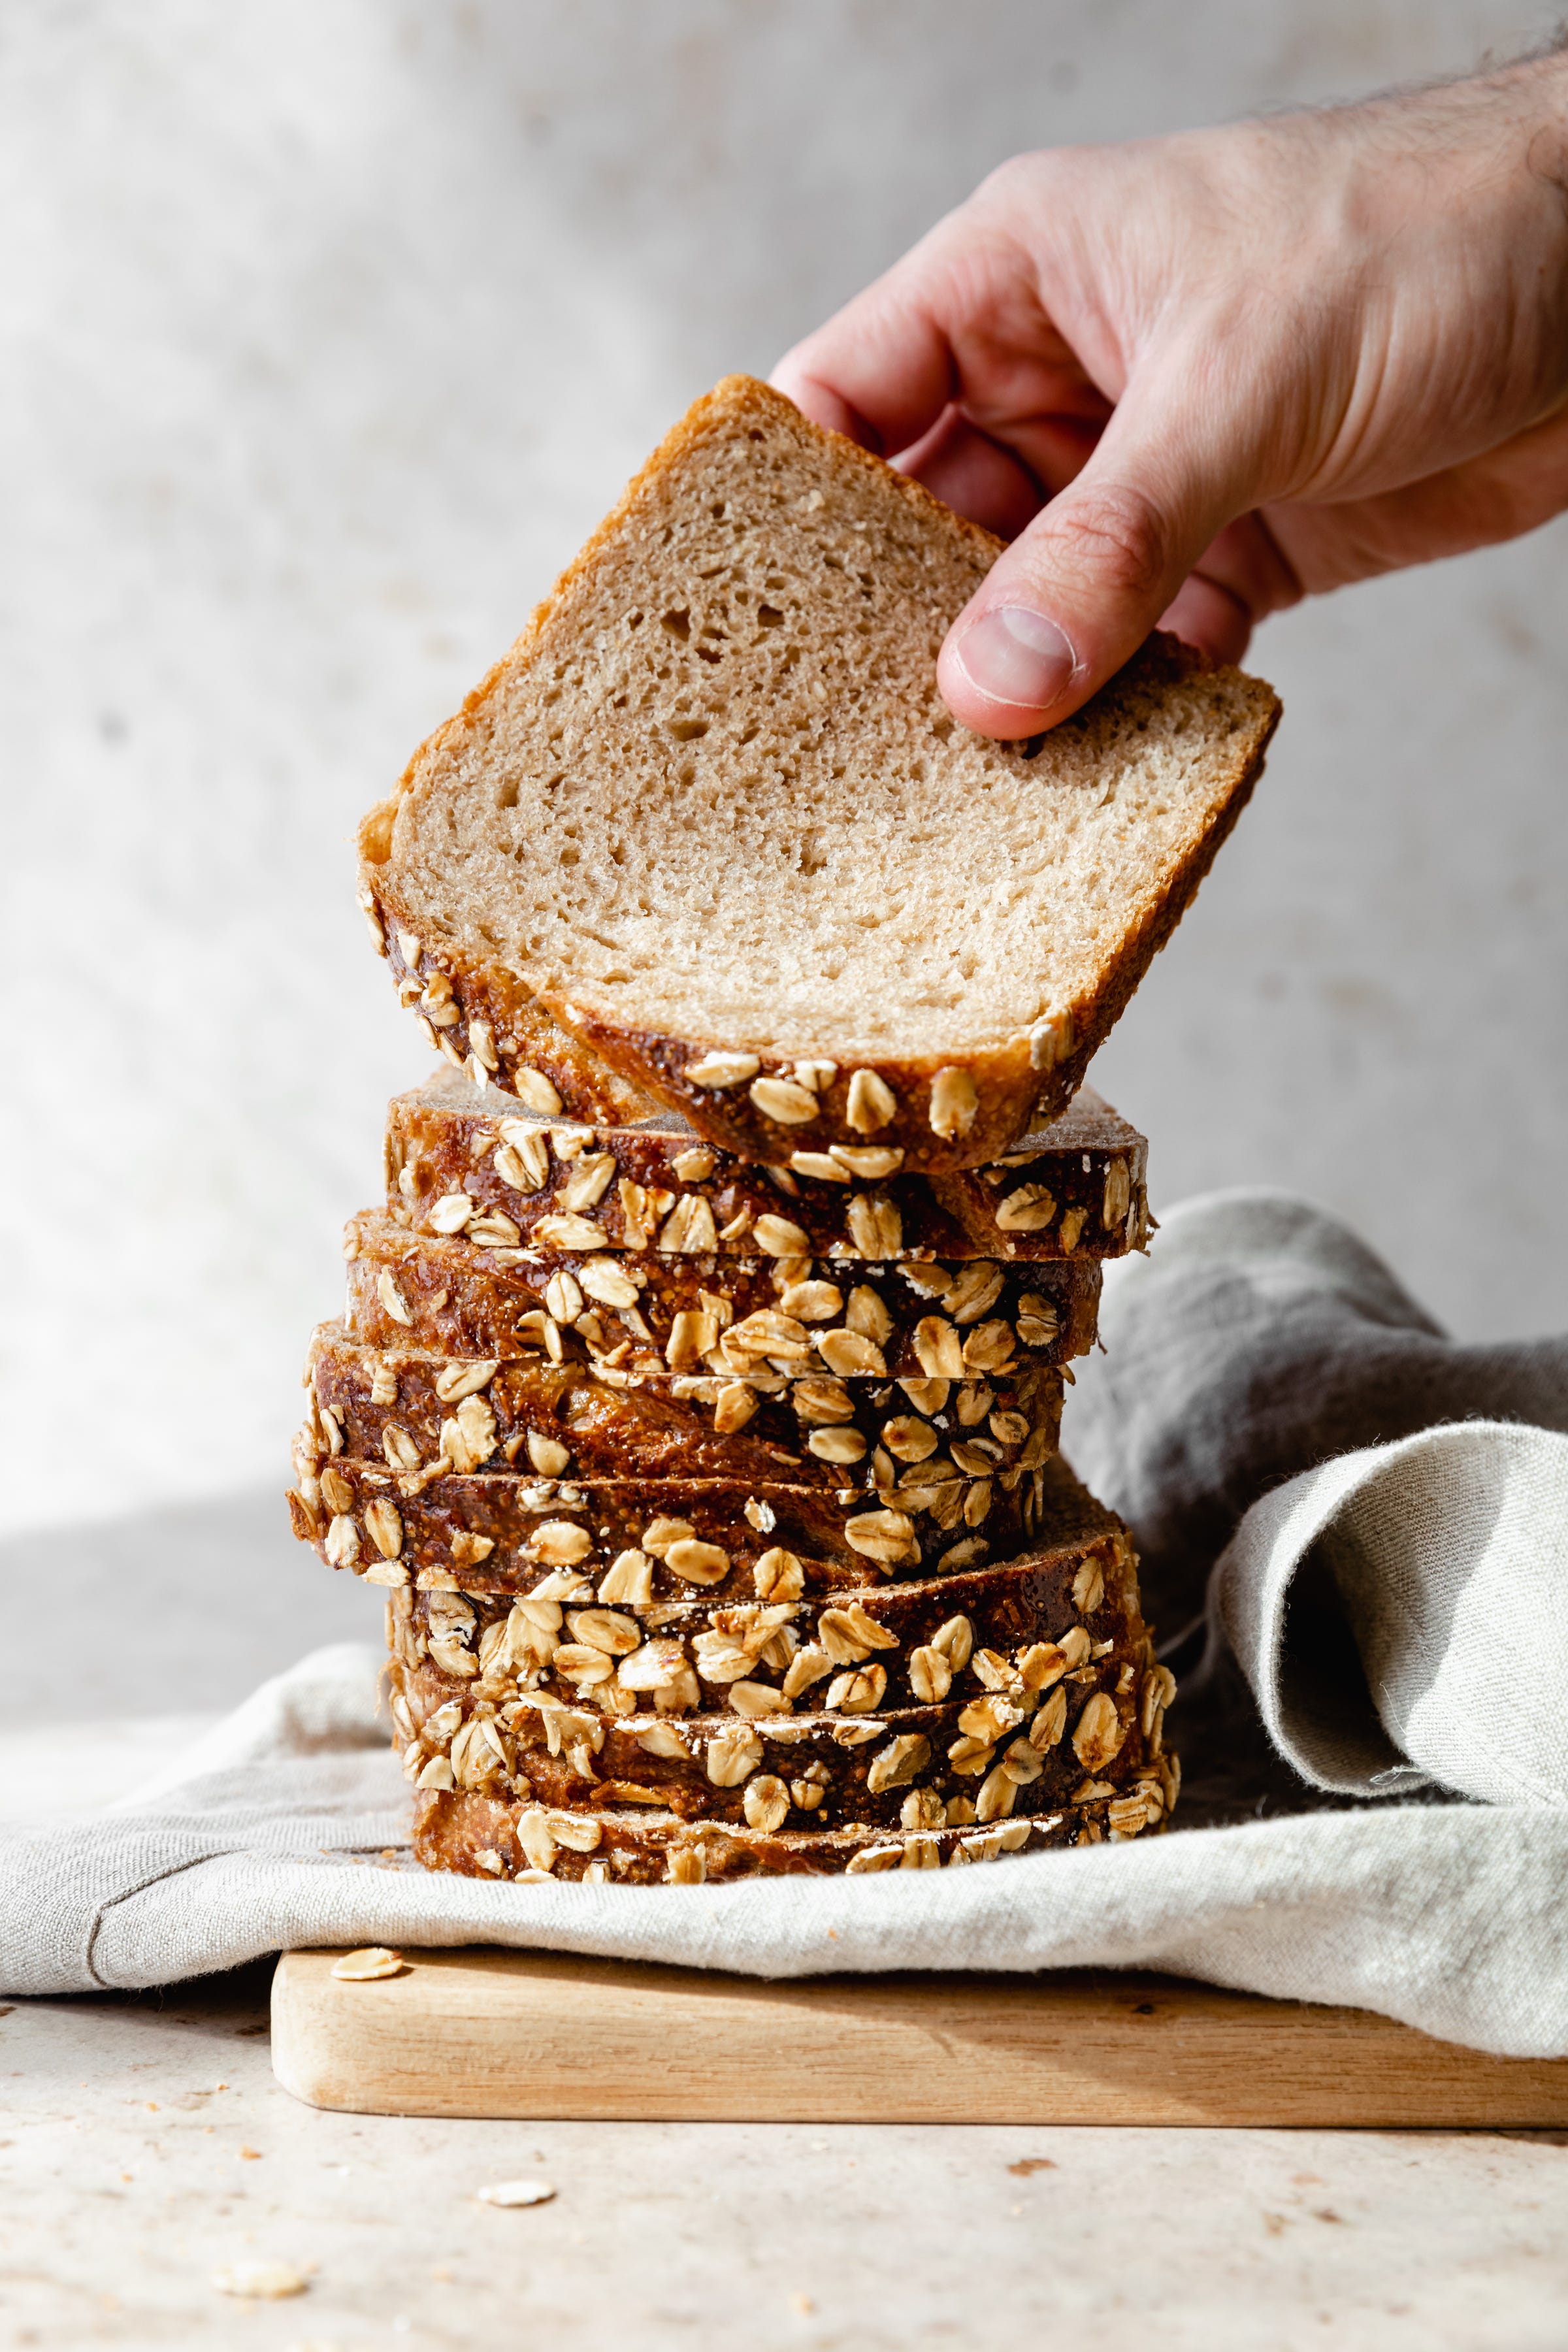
<box><xmin>772</xmin><ymin>231</ymin><xmax>962</xmax><ymax>457</ymax></box>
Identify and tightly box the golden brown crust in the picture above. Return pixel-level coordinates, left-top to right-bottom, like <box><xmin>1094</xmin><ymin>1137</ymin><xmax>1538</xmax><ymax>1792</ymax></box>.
<box><xmin>361</xmin><ymin>919</ymin><xmax>663</xmax><ymax>1125</ymax></box>
<box><xmin>542</xmin><ymin>1000</ymin><xmax>1085</xmax><ymax>1172</ymax></box>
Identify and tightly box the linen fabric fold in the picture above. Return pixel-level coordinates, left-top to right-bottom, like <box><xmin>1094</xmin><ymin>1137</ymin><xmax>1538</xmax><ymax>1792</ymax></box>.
<box><xmin>1066</xmin><ymin>1188</ymin><xmax>1568</xmax><ymax>1635</ymax></box>
<box><xmin>1068</xmin><ymin>1188</ymin><xmax>1568</xmax><ymax>1805</ymax></box>
<box><xmin>1213</xmin><ymin>1418</ymin><xmax>1568</xmax><ymax>1806</ymax></box>
<box><xmin>5</xmin><ymin>1641</ymin><xmax>1568</xmax><ymax>2056</ymax></box>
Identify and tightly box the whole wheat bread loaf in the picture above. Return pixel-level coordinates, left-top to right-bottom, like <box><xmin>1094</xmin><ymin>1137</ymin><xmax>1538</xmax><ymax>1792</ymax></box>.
<box><xmin>359</xmin><ymin>375</ymin><xmax>1279</xmax><ymax>1169</ymax></box>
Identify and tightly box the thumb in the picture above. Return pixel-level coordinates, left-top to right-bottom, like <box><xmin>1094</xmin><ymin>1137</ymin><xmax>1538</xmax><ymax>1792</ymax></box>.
<box><xmin>937</xmin><ymin>390</ymin><xmax>1244</xmax><ymax>736</ymax></box>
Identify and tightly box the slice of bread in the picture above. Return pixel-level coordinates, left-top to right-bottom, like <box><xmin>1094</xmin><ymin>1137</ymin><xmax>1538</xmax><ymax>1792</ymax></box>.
<box><xmin>414</xmin><ymin>1787</ymin><xmax>1158</xmax><ymax>1880</ymax></box>
<box><xmin>383</xmin><ymin>1511</ymin><xmax>1142</xmax><ymax>1707</ymax></box>
<box><xmin>361</xmin><ymin>375</ymin><xmax>1279</xmax><ymax>1170</ymax></box>
<box><xmin>385</xmin><ymin>1066</ymin><xmax>1149</xmax><ymax>1262</ymax></box>
<box><xmin>340</xmin><ymin>1207</ymin><xmax>1102</xmax><ymax>1376</ymax></box>
<box><xmin>306</xmin><ymin>1322</ymin><xmax>1062</xmax><ymax>1494</ymax></box>
<box><xmin>389</xmin><ymin>1675</ymin><xmax>1152</xmax><ymax>1830</ymax></box>
<box><xmin>290</xmin><ymin>1454</ymin><xmax>1060</xmax><ymax>1589</ymax></box>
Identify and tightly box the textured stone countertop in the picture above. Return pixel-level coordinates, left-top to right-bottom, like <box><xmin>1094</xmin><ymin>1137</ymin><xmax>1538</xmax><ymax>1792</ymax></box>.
<box><xmin>4</xmin><ymin>1953</ymin><xmax>1568</xmax><ymax>2352</ymax></box>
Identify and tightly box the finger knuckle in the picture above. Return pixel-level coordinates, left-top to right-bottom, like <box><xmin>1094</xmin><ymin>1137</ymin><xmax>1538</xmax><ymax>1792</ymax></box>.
<box><xmin>970</xmin><ymin>148</ymin><xmax>1064</xmax><ymax>221</ymax></box>
<box><xmin>973</xmin><ymin>151</ymin><xmax>1036</xmax><ymax>204</ymax></box>
<box><xmin>1053</xmin><ymin>482</ymin><xmax>1174</xmax><ymax>604</ymax></box>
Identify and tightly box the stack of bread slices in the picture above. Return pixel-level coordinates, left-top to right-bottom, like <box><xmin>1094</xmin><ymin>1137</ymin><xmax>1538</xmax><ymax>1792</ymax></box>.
<box><xmin>286</xmin><ymin>376</ymin><xmax>1280</xmax><ymax>1886</ymax></box>
<box><xmin>291</xmin><ymin>1066</ymin><xmax>1173</xmax><ymax>1882</ymax></box>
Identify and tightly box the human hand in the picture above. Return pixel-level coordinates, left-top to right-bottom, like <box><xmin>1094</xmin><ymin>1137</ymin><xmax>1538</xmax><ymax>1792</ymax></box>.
<box><xmin>774</xmin><ymin>52</ymin><xmax>1568</xmax><ymax>735</ymax></box>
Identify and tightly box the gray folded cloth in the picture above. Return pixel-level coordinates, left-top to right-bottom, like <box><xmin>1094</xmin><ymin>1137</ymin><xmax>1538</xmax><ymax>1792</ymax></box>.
<box><xmin>1068</xmin><ymin>1189</ymin><xmax>1568</xmax><ymax>1631</ymax></box>
<box><xmin>1066</xmin><ymin>1190</ymin><xmax>1568</xmax><ymax>1810</ymax></box>
<box><xmin>8</xmin><ymin>1188</ymin><xmax>1568</xmax><ymax>2055</ymax></box>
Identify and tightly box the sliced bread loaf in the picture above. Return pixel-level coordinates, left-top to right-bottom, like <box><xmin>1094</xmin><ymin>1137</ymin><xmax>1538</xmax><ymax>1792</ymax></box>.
<box><xmin>360</xmin><ymin>374</ymin><xmax>1279</xmax><ymax>1169</ymax></box>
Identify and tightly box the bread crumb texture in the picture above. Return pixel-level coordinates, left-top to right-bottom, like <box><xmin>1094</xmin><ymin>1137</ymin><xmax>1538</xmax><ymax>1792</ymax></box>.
<box><xmin>372</xmin><ymin>377</ymin><xmax>1279</xmax><ymax>1064</ymax></box>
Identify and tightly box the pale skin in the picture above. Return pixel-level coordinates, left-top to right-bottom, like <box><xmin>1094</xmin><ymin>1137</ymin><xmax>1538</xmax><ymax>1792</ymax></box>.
<box><xmin>773</xmin><ymin>50</ymin><xmax>1568</xmax><ymax>737</ymax></box>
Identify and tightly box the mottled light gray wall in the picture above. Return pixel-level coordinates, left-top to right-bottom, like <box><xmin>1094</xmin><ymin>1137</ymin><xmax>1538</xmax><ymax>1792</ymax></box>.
<box><xmin>7</xmin><ymin>0</ymin><xmax>1564</xmax><ymax>1536</ymax></box>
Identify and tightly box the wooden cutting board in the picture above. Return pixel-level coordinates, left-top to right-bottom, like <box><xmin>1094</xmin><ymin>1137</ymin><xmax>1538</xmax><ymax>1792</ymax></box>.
<box><xmin>271</xmin><ymin>1948</ymin><xmax>1568</xmax><ymax>2126</ymax></box>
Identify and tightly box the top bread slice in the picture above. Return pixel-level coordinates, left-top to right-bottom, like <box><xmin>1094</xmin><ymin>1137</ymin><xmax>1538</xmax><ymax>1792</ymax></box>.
<box><xmin>359</xmin><ymin>375</ymin><xmax>1281</xmax><ymax>1172</ymax></box>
